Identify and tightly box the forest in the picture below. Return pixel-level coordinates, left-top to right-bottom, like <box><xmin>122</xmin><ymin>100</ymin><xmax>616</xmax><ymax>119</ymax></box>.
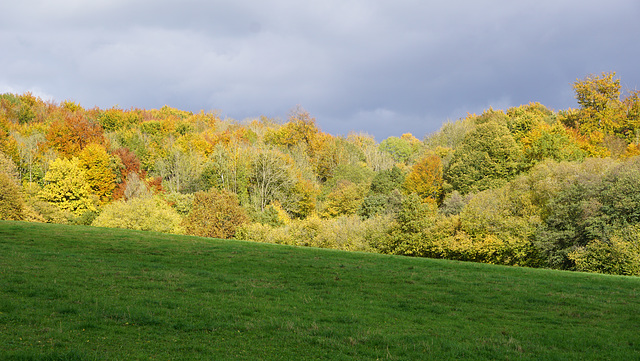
<box><xmin>2</xmin><ymin>72</ymin><xmax>640</xmax><ymax>276</ymax></box>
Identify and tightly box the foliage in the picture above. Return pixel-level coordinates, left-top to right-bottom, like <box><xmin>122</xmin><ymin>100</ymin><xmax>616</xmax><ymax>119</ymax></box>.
<box><xmin>92</xmin><ymin>195</ymin><xmax>184</xmax><ymax>234</ymax></box>
<box><xmin>46</xmin><ymin>112</ymin><xmax>105</xmax><ymax>157</ymax></box>
<box><xmin>322</xmin><ymin>180</ymin><xmax>367</xmax><ymax>218</ymax></box>
<box><xmin>249</xmin><ymin>150</ymin><xmax>296</xmax><ymax>212</ymax></box>
<box><xmin>0</xmin><ymin>150</ymin><xmax>19</xmax><ymax>181</ymax></box>
<box><xmin>184</xmin><ymin>189</ymin><xmax>249</xmax><ymax>239</ymax></box>
<box><xmin>237</xmin><ymin>213</ymin><xmax>393</xmax><ymax>252</ymax></box>
<box><xmin>445</xmin><ymin>120</ymin><xmax>524</xmax><ymax>194</ymax></box>
<box><xmin>5</xmin><ymin>71</ymin><xmax>640</xmax><ymax>276</ymax></box>
<box><xmin>378</xmin><ymin>133</ymin><xmax>421</xmax><ymax>164</ymax></box>
<box><xmin>155</xmin><ymin>147</ymin><xmax>203</xmax><ymax>193</ymax></box>
<box><xmin>403</xmin><ymin>154</ymin><xmax>444</xmax><ymax>203</ymax></box>
<box><xmin>358</xmin><ymin>190</ymin><xmax>403</xmax><ymax>219</ymax></box>
<box><xmin>78</xmin><ymin>143</ymin><xmax>116</xmax><ymax>203</ymax></box>
<box><xmin>569</xmin><ymin>228</ymin><xmax>640</xmax><ymax>276</ymax></box>
<box><xmin>0</xmin><ymin>172</ymin><xmax>24</xmax><ymax>220</ymax></box>
<box><xmin>38</xmin><ymin>157</ymin><xmax>96</xmax><ymax>216</ymax></box>
<box><xmin>369</xmin><ymin>165</ymin><xmax>405</xmax><ymax>195</ymax></box>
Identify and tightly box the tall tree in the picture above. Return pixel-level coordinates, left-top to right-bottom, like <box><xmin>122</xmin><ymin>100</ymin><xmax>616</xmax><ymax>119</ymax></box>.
<box><xmin>249</xmin><ymin>150</ymin><xmax>296</xmax><ymax>212</ymax></box>
<box><xmin>403</xmin><ymin>154</ymin><xmax>444</xmax><ymax>203</ymax></box>
<box><xmin>78</xmin><ymin>143</ymin><xmax>117</xmax><ymax>203</ymax></box>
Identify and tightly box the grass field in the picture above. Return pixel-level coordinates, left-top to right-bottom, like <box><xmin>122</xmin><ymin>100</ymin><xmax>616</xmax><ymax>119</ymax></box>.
<box><xmin>1</xmin><ymin>220</ymin><xmax>639</xmax><ymax>360</ymax></box>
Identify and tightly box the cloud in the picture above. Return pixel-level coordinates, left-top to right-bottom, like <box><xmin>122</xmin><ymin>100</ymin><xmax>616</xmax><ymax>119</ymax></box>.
<box><xmin>1</xmin><ymin>0</ymin><xmax>639</xmax><ymax>139</ymax></box>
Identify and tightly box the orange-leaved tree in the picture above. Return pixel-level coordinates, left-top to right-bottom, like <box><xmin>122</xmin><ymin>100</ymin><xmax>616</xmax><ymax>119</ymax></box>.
<box><xmin>403</xmin><ymin>154</ymin><xmax>444</xmax><ymax>203</ymax></box>
<box><xmin>46</xmin><ymin>112</ymin><xmax>106</xmax><ymax>158</ymax></box>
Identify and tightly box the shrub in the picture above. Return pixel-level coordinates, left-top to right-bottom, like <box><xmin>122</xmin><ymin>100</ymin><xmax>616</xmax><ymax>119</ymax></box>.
<box><xmin>569</xmin><ymin>234</ymin><xmax>640</xmax><ymax>276</ymax></box>
<box><xmin>0</xmin><ymin>172</ymin><xmax>24</xmax><ymax>220</ymax></box>
<box><xmin>92</xmin><ymin>196</ymin><xmax>184</xmax><ymax>234</ymax></box>
<box><xmin>184</xmin><ymin>189</ymin><xmax>248</xmax><ymax>239</ymax></box>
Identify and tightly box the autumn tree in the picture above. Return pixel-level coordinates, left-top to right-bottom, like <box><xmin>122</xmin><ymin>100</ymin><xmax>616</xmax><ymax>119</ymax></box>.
<box><xmin>289</xmin><ymin>178</ymin><xmax>318</xmax><ymax>219</ymax></box>
<box><xmin>199</xmin><ymin>144</ymin><xmax>251</xmax><ymax>204</ymax></box>
<box><xmin>154</xmin><ymin>147</ymin><xmax>203</xmax><ymax>193</ymax></box>
<box><xmin>46</xmin><ymin>112</ymin><xmax>105</xmax><ymax>157</ymax></box>
<box><xmin>78</xmin><ymin>143</ymin><xmax>116</xmax><ymax>203</ymax></box>
<box><xmin>112</xmin><ymin>147</ymin><xmax>146</xmax><ymax>200</ymax></box>
<box><xmin>322</xmin><ymin>180</ymin><xmax>367</xmax><ymax>218</ymax></box>
<box><xmin>265</xmin><ymin>106</ymin><xmax>322</xmax><ymax>155</ymax></box>
<box><xmin>520</xmin><ymin>122</ymin><xmax>587</xmax><ymax>164</ymax></box>
<box><xmin>0</xmin><ymin>150</ymin><xmax>19</xmax><ymax>181</ymax></box>
<box><xmin>506</xmin><ymin>102</ymin><xmax>555</xmax><ymax>141</ymax></box>
<box><xmin>563</xmin><ymin>72</ymin><xmax>640</xmax><ymax>148</ymax></box>
<box><xmin>403</xmin><ymin>154</ymin><xmax>444</xmax><ymax>203</ymax></box>
<box><xmin>38</xmin><ymin>157</ymin><xmax>96</xmax><ymax>215</ymax></box>
<box><xmin>11</xmin><ymin>130</ymin><xmax>46</xmax><ymax>183</ymax></box>
<box><xmin>184</xmin><ymin>189</ymin><xmax>249</xmax><ymax>239</ymax></box>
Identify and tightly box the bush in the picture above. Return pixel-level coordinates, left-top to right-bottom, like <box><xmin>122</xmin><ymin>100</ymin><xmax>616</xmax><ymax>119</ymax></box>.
<box><xmin>236</xmin><ymin>214</ymin><xmax>394</xmax><ymax>252</ymax></box>
<box><xmin>0</xmin><ymin>172</ymin><xmax>24</xmax><ymax>220</ymax></box>
<box><xmin>569</xmin><ymin>232</ymin><xmax>640</xmax><ymax>276</ymax></box>
<box><xmin>184</xmin><ymin>189</ymin><xmax>248</xmax><ymax>239</ymax></box>
<box><xmin>92</xmin><ymin>196</ymin><xmax>184</xmax><ymax>234</ymax></box>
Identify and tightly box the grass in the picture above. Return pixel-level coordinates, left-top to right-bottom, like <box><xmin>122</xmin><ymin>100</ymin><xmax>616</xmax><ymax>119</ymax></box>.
<box><xmin>1</xmin><ymin>220</ymin><xmax>639</xmax><ymax>360</ymax></box>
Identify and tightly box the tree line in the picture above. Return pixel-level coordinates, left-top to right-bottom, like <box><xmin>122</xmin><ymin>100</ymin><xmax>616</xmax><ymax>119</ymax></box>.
<box><xmin>1</xmin><ymin>72</ymin><xmax>640</xmax><ymax>275</ymax></box>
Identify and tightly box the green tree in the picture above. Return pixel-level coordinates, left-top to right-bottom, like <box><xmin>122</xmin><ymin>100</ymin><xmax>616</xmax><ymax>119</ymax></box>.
<box><xmin>445</xmin><ymin>121</ymin><xmax>524</xmax><ymax>194</ymax></box>
<box><xmin>11</xmin><ymin>130</ymin><xmax>45</xmax><ymax>183</ymax></box>
<box><xmin>369</xmin><ymin>166</ymin><xmax>405</xmax><ymax>195</ymax></box>
<box><xmin>184</xmin><ymin>189</ymin><xmax>249</xmax><ymax>239</ymax></box>
<box><xmin>154</xmin><ymin>147</ymin><xmax>204</xmax><ymax>193</ymax></box>
<box><xmin>379</xmin><ymin>134</ymin><xmax>421</xmax><ymax>164</ymax></box>
<box><xmin>520</xmin><ymin>122</ymin><xmax>587</xmax><ymax>164</ymax></box>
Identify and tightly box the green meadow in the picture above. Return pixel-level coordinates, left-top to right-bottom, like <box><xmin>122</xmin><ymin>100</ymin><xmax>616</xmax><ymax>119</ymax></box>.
<box><xmin>1</xmin><ymin>221</ymin><xmax>639</xmax><ymax>360</ymax></box>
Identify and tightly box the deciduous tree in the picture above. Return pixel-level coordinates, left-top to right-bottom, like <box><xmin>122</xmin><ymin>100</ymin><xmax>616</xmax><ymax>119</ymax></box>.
<box><xmin>38</xmin><ymin>157</ymin><xmax>96</xmax><ymax>215</ymax></box>
<box><xmin>78</xmin><ymin>143</ymin><xmax>116</xmax><ymax>203</ymax></box>
<box><xmin>403</xmin><ymin>154</ymin><xmax>444</xmax><ymax>203</ymax></box>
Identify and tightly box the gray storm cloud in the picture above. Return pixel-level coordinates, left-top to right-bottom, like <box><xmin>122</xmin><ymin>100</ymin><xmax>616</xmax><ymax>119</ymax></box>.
<box><xmin>2</xmin><ymin>0</ymin><xmax>639</xmax><ymax>140</ymax></box>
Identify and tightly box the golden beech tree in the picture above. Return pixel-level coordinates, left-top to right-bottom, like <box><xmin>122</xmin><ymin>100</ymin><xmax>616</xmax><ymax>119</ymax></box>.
<box><xmin>39</xmin><ymin>157</ymin><xmax>96</xmax><ymax>215</ymax></box>
<box><xmin>78</xmin><ymin>144</ymin><xmax>116</xmax><ymax>203</ymax></box>
<box><xmin>403</xmin><ymin>154</ymin><xmax>444</xmax><ymax>203</ymax></box>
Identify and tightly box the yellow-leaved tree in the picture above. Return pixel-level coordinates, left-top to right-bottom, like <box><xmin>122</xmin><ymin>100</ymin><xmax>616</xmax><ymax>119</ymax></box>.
<box><xmin>78</xmin><ymin>143</ymin><xmax>116</xmax><ymax>203</ymax></box>
<box><xmin>39</xmin><ymin>157</ymin><xmax>96</xmax><ymax>216</ymax></box>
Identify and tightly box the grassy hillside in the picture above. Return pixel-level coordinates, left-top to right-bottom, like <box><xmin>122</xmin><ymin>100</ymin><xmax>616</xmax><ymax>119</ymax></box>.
<box><xmin>1</xmin><ymin>221</ymin><xmax>639</xmax><ymax>360</ymax></box>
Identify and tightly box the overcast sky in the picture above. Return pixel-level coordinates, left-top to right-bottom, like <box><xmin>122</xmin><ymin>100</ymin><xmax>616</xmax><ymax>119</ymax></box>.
<box><xmin>2</xmin><ymin>1</ymin><xmax>639</xmax><ymax>140</ymax></box>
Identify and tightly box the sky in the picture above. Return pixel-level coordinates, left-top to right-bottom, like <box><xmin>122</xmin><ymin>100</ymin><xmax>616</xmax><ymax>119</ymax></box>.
<box><xmin>2</xmin><ymin>0</ymin><xmax>639</xmax><ymax>140</ymax></box>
